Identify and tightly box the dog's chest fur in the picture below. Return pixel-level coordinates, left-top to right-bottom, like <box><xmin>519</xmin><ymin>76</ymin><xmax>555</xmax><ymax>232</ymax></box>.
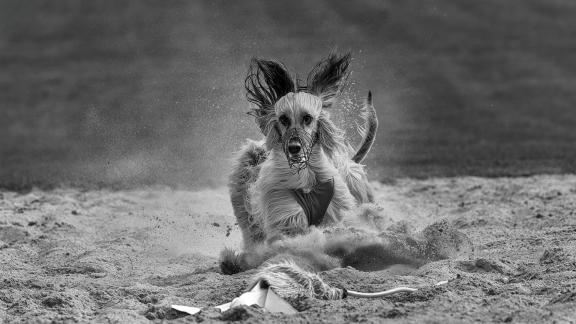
<box><xmin>252</xmin><ymin>145</ymin><xmax>355</xmax><ymax>229</ymax></box>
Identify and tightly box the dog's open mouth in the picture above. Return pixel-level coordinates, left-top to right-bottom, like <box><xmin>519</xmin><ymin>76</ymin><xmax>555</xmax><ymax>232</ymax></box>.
<box><xmin>282</xmin><ymin>128</ymin><xmax>315</xmax><ymax>171</ymax></box>
<box><xmin>288</xmin><ymin>154</ymin><xmax>308</xmax><ymax>170</ymax></box>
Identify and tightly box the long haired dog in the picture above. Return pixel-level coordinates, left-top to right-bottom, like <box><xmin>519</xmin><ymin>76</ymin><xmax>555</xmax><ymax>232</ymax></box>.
<box><xmin>221</xmin><ymin>53</ymin><xmax>379</xmax><ymax>277</ymax></box>
<box><xmin>220</xmin><ymin>54</ymin><xmax>470</xmax><ymax>302</ymax></box>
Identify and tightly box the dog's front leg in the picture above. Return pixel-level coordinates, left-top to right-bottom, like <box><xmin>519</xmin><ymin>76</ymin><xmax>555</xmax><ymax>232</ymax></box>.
<box><xmin>323</xmin><ymin>176</ymin><xmax>356</xmax><ymax>223</ymax></box>
<box><xmin>261</xmin><ymin>189</ymin><xmax>309</xmax><ymax>243</ymax></box>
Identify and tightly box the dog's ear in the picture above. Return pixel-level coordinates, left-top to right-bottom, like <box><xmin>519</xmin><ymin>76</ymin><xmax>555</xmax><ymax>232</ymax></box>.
<box><xmin>246</xmin><ymin>59</ymin><xmax>296</xmax><ymax>134</ymax></box>
<box><xmin>306</xmin><ymin>52</ymin><xmax>351</xmax><ymax>108</ymax></box>
<box><xmin>317</xmin><ymin>112</ymin><xmax>345</xmax><ymax>159</ymax></box>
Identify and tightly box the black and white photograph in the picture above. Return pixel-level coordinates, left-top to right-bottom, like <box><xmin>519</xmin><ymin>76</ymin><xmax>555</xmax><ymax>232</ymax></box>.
<box><xmin>1</xmin><ymin>1</ymin><xmax>575</xmax><ymax>323</ymax></box>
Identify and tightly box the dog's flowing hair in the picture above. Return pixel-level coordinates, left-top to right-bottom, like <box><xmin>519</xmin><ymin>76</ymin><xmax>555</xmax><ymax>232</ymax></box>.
<box><xmin>221</xmin><ymin>52</ymin><xmax>381</xmax><ymax>298</ymax></box>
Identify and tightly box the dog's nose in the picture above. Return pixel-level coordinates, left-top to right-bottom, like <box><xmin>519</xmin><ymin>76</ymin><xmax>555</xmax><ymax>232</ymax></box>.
<box><xmin>288</xmin><ymin>143</ymin><xmax>301</xmax><ymax>154</ymax></box>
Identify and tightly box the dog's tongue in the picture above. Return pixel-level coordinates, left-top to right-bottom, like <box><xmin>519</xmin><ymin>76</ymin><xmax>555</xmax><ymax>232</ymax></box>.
<box><xmin>292</xmin><ymin>177</ymin><xmax>334</xmax><ymax>226</ymax></box>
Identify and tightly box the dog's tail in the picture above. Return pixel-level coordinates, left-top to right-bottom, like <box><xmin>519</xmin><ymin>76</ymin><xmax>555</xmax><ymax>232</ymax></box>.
<box><xmin>352</xmin><ymin>91</ymin><xmax>378</xmax><ymax>163</ymax></box>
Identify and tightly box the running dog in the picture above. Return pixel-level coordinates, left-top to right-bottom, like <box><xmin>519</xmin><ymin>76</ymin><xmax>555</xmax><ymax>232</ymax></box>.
<box><xmin>221</xmin><ymin>53</ymin><xmax>378</xmax><ymax>275</ymax></box>
<box><xmin>219</xmin><ymin>54</ymin><xmax>470</xmax><ymax>303</ymax></box>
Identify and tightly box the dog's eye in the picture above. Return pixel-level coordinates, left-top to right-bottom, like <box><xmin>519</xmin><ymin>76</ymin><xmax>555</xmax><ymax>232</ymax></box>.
<box><xmin>302</xmin><ymin>114</ymin><xmax>313</xmax><ymax>125</ymax></box>
<box><xmin>279</xmin><ymin>115</ymin><xmax>290</xmax><ymax>126</ymax></box>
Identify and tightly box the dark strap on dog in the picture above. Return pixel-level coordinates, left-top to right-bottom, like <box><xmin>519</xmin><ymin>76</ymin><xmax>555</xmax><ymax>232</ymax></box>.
<box><xmin>292</xmin><ymin>177</ymin><xmax>334</xmax><ymax>226</ymax></box>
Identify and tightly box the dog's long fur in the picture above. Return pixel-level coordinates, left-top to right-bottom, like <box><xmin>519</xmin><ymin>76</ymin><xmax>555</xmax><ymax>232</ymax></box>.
<box><xmin>223</xmin><ymin>53</ymin><xmax>378</xmax><ymax>275</ymax></box>
<box><xmin>239</xmin><ymin>55</ymin><xmax>373</xmax><ymax>236</ymax></box>
<box><xmin>220</xmin><ymin>54</ymin><xmax>472</xmax><ymax>302</ymax></box>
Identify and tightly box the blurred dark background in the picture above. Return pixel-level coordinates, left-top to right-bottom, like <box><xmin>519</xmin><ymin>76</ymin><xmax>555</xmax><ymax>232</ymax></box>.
<box><xmin>1</xmin><ymin>0</ymin><xmax>575</xmax><ymax>189</ymax></box>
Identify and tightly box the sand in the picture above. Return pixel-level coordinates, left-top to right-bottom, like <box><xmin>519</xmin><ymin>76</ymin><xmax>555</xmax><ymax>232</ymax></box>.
<box><xmin>1</xmin><ymin>175</ymin><xmax>575</xmax><ymax>323</ymax></box>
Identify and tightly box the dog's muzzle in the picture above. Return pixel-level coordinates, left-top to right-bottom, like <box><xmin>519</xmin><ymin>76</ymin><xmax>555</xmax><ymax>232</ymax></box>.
<box><xmin>282</xmin><ymin>128</ymin><xmax>315</xmax><ymax>171</ymax></box>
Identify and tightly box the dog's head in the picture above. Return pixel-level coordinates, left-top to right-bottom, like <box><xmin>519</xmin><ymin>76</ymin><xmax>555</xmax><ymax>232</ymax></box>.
<box><xmin>245</xmin><ymin>53</ymin><xmax>351</xmax><ymax>170</ymax></box>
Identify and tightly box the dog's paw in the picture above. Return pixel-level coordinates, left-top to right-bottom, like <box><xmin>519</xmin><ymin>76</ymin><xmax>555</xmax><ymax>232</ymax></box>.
<box><xmin>219</xmin><ymin>248</ymin><xmax>244</xmax><ymax>275</ymax></box>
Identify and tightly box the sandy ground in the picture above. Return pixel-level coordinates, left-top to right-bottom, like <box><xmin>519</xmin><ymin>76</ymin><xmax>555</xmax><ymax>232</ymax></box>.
<box><xmin>1</xmin><ymin>175</ymin><xmax>575</xmax><ymax>323</ymax></box>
